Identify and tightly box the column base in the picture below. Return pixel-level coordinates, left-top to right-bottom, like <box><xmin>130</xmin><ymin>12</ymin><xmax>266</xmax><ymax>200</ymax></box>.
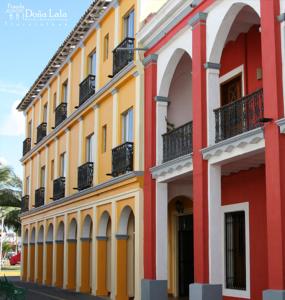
<box><xmin>263</xmin><ymin>290</ymin><xmax>285</xmax><ymax>300</ymax></box>
<box><xmin>141</xmin><ymin>279</ymin><xmax>168</xmax><ymax>300</ymax></box>
<box><xmin>190</xmin><ymin>284</ymin><xmax>222</xmax><ymax>300</ymax></box>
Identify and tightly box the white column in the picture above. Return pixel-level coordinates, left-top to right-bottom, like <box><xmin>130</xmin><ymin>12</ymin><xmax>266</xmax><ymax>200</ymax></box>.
<box><xmin>44</xmin><ymin>146</ymin><xmax>49</xmax><ymax>204</ymax></box>
<box><xmin>36</xmin><ymin>153</ymin><xmax>40</xmax><ymax>189</ymax></box>
<box><xmin>63</xmin><ymin>213</ymin><xmax>68</xmax><ymax>289</ymax></box>
<box><xmin>27</xmin><ymin>224</ymin><xmax>31</xmax><ymax>280</ymax></box>
<box><xmin>208</xmin><ymin>163</ymin><xmax>222</xmax><ymax>284</ymax></box>
<box><xmin>22</xmin><ymin>164</ymin><xmax>26</xmax><ymax>196</ymax></box>
<box><xmin>95</xmin><ymin>24</ymin><xmax>101</xmax><ymax>89</ymax></box>
<box><xmin>156</xmin><ymin>182</ymin><xmax>168</xmax><ymax>280</ymax></box>
<box><xmin>67</xmin><ymin>60</ymin><xmax>72</xmax><ymax>116</ymax></box>
<box><xmin>93</xmin><ymin>104</ymin><xmax>100</xmax><ymax>185</ymax></box>
<box><xmin>78</xmin><ymin>117</ymin><xmax>84</xmax><ymax>166</ymax></box>
<box><xmin>133</xmin><ymin>71</ymin><xmax>143</xmax><ymax>171</ymax></box>
<box><xmin>65</xmin><ymin>129</ymin><xmax>70</xmax><ymax>196</ymax></box>
<box><xmin>91</xmin><ymin>206</ymin><xmax>97</xmax><ymax>295</ymax></box>
<box><xmin>114</xmin><ymin>0</ymin><xmax>120</xmax><ymax>46</ymax></box>
<box><xmin>80</xmin><ymin>44</ymin><xmax>86</xmax><ymax>82</ymax></box>
<box><xmin>29</xmin><ymin>160</ymin><xmax>33</xmax><ymax>210</ymax></box>
<box><xmin>56</xmin><ymin>75</ymin><xmax>61</xmax><ymax>106</ymax></box>
<box><xmin>43</xmin><ymin>219</ymin><xmax>47</xmax><ymax>283</ymax></box>
<box><xmin>52</xmin><ymin>216</ymin><xmax>57</xmax><ymax>286</ymax></box>
<box><xmin>54</xmin><ymin>137</ymin><xmax>59</xmax><ymax>178</ymax></box>
<box><xmin>47</xmin><ymin>86</ymin><xmax>52</xmax><ymax>134</ymax></box>
<box><xmin>135</xmin><ymin>190</ymin><xmax>143</xmax><ymax>299</ymax></box>
<box><xmin>156</xmin><ymin>97</ymin><xmax>169</xmax><ymax>165</ymax></box>
<box><xmin>35</xmin><ymin>223</ymin><xmax>39</xmax><ymax>281</ymax></box>
<box><xmin>111</xmin><ymin>201</ymin><xmax>117</xmax><ymax>298</ymax></box>
<box><xmin>38</xmin><ymin>97</ymin><xmax>42</xmax><ymax>126</ymax></box>
<box><xmin>205</xmin><ymin>63</ymin><xmax>220</xmax><ymax>146</ymax></box>
<box><xmin>76</xmin><ymin>211</ymin><xmax>81</xmax><ymax>292</ymax></box>
<box><xmin>31</xmin><ymin>105</ymin><xmax>35</xmax><ymax>145</ymax></box>
<box><xmin>112</xmin><ymin>88</ymin><xmax>119</xmax><ymax>148</ymax></box>
<box><xmin>20</xmin><ymin>223</ymin><xmax>24</xmax><ymax>280</ymax></box>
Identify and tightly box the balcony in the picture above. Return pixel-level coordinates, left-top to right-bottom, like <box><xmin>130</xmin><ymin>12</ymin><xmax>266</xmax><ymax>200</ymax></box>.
<box><xmin>112</xmin><ymin>37</ymin><xmax>135</xmax><ymax>76</ymax></box>
<box><xmin>162</xmin><ymin>121</ymin><xmax>193</xmax><ymax>163</ymax></box>
<box><xmin>23</xmin><ymin>138</ymin><xmax>31</xmax><ymax>156</ymax></box>
<box><xmin>36</xmin><ymin>122</ymin><xmax>47</xmax><ymax>144</ymax></box>
<box><xmin>55</xmin><ymin>103</ymin><xmax>67</xmax><ymax>128</ymax></box>
<box><xmin>77</xmin><ymin>162</ymin><xmax>94</xmax><ymax>191</ymax></box>
<box><xmin>53</xmin><ymin>177</ymin><xmax>65</xmax><ymax>201</ymax></box>
<box><xmin>111</xmin><ymin>142</ymin><xmax>134</xmax><ymax>177</ymax></box>
<box><xmin>214</xmin><ymin>89</ymin><xmax>264</xmax><ymax>143</ymax></box>
<box><xmin>21</xmin><ymin>195</ymin><xmax>29</xmax><ymax>212</ymax></box>
<box><xmin>35</xmin><ymin>187</ymin><xmax>45</xmax><ymax>208</ymax></box>
<box><xmin>79</xmin><ymin>75</ymin><xmax>96</xmax><ymax>106</ymax></box>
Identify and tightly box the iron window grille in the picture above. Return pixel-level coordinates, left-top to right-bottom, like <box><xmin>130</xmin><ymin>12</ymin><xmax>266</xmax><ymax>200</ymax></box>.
<box><xmin>23</xmin><ymin>138</ymin><xmax>31</xmax><ymax>156</ymax></box>
<box><xmin>53</xmin><ymin>177</ymin><xmax>65</xmax><ymax>201</ymax></box>
<box><xmin>21</xmin><ymin>195</ymin><xmax>29</xmax><ymax>212</ymax></box>
<box><xmin>54</xmin><ymin>103</ymin><xmax>67</xmax><ymax>128</ymax></box>
<box><xmin>77</xmin><ymin>162</ymin><xmax>94</xmax><ymax>191</ymax></box>
<box><xmin>35</xmin><ymin>187</ymin><xmax>45</xmax><ymax>208</ymax></box>
<box><xmin>111</xmin><ymin>142</ymin><xmax>134</xmax><ymax>177</ymax></box>
<box><xmin>79</xmin><ymin>75</ymin><xmax>96</xmax><ymax>106</ymax></box>
<box><xmin>36</xmin><ymin>122</ymin><xmax>47</xmax><ymax>144</ymax></box>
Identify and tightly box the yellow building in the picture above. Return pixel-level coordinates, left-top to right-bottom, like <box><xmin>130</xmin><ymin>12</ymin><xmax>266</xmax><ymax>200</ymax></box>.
<box><xmin>16</xmin><ymin>0</ymin><xmax>155</xmax><ymax>298</ymax></box>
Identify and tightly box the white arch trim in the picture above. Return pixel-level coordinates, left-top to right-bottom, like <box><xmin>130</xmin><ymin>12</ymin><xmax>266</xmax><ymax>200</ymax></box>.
<box><xmin>38</xmin><ymin>226</ymin><xmax>44</xmax><ymax>243</ymax></box>
<box><xmin>68</xmin><ymin>219</ymin><xmax>77</xmax><ymax>239</ymax></box>
<box><xmin>98</xmin><ymin>211</ymin><xmax>110</xmax><ymax>237</ymax></box>
<box><xmin>118</xmin><ymin>206</ymin><xmax>134</xmax><ymax>235</ymax></box>
<box><xmin>157</xmin><ymin>26</ymin><xmax>192</xmax><ymax>97</ymax></box>
<box><xmin>47</xmin><ymin>223</ymin><xmax>54</xmax><ymax>242</ymax></box>
<box><xmin>56</xmin><ymin>222</ymin><xmax>64</xmax><ymax>241</ymax></box>
<box><xmin>82</xmin><ymin>215</ymin><xmax>92</xmax><ymax>238</ymax></box>
<box><xmin>207</xmin><ymin>0</ymin><xmax>260</xmax><ymax>63</ymax></box>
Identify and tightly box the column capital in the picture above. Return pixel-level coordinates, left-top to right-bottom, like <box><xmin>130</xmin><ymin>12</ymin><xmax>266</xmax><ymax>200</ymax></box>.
<box><xmin>113</xmin><ymin>0</ymin><xmax>119</xmax><ymax>9</ymax></box>
<box><xmin>154</xmin><ymin>96</ymin><xmax>169</xmax><ymax>103</ymax></box>
<box><xmin>188</xmin><ymin>12</ymin><xmax>208</xmax><ymax>28</ymax></box>
<box><xmin>93</xmin><ymin>103</ymin><xmax>100</xmax><ymax>110</ymax></box>
<box><xmin>204</xmin><ymin>62</ymin><xmax>221</xmax><ymax>70</ymax></box>
<box><xmin>132</xmin><ymin>71</ymin><xmax>139</xmax><ymax>78</ymax></box>
<box><xmin>95</xmin><ymin>22</ymin><xmax>100</xmax><ymax>30</ymax></box>
<box><xmin>111</xmin><ymin>88</ymin><xmax>118</xmax><ymax>95</ymax></box>
<box><xmin>65</xmin><ymin>128</ymin><xmax>70</xmax><ymax>134</ymax></box>
<box><xmin>143</xmin><ymin>54</ymin><xmax>158</xmax><ymax>66</ymax></box>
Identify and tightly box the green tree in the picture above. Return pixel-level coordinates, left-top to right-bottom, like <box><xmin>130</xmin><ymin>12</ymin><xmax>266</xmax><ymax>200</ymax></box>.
<box><xmin>0</xmin><ymin>165</ymin><xmax>22</xmax><ymax>234</ymax></box>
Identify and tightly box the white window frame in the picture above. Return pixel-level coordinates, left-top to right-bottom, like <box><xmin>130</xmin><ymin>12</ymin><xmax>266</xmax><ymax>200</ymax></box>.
<box><xmin>62</xmin><ymin>80</ymin><xmax>68</xmax><ymax>103</ymax></box>
<box><xmin>124</xmin><ymin>9</ymin><xmax>135</xmax><ymax>39</ymax></box>
<box><xmin>221</xmin><ymin>202</ymin><xmax>250</xmax><ymax>299</ymax></box>
<box><xmin>89</xmin><ymin>51</ymin><xmax>97</xmax><ymax>76</ymax></box>
<box><xmin>43</xmin><ymin>104</ymin><xmax>48</xmax><ymax>123</ymax></box>
<box><xmin>40</xmin><ymin>166</ymin><xmax>46</xmax><ymax>187</ymax></box>
<box><xmin>122</xmin><ymin>108</ymin><xmax>134</xmax><ymax>143</ymax></box>
<box><xmin>60</xmin><ymin>152</ymin><xmax>66</xmax><ymax>178</ymax></box>
<box><xmin>86</xmin><ymin>133</ymin><xmax>95</xmax><ymax>163</ymax></box>
<box><xmin>25</xmin><ymin>176</ymin><xmax>30</xmax><ymax>195</ymax></box>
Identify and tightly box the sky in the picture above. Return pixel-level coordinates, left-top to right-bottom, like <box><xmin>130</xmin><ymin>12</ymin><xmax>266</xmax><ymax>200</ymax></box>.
<box><xmin>0</xmin><ymin>0</ymin><xmax>94</xmax><ymax>178</ymax></box>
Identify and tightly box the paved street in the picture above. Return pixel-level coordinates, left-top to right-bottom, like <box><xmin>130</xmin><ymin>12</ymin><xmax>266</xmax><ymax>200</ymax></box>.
<box><xmin>6</xmin><ymin>277</ymin><xmax>104</xmax><ymax>300</ymax></box>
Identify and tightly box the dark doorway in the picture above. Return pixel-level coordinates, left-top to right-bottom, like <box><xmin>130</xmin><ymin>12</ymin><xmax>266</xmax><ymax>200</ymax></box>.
<box><xmin>178</xmin><ymin>214</ymin><xmax>194</xmax><ymax>297</ymax></box>
<box><xmin>220</xmin><ymin>74</ymin><xmax>242</xmax><ymax>106</ymax></box>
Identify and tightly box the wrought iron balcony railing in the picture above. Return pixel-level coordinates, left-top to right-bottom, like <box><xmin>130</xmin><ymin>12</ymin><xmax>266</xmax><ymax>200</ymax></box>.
<box><xmin>77</xmin><ymin>162</ymin><xmax>94</xmax><ymax>191</ymax></box>
<box><xmin>55</xmin><ymin>103</ymin><xmax>67</xmax><ymax>128</ymax></box>
<box><xmin>113</xmin><ymin>37</ymin><xmax>135</xmax><ymax>76</ymax></box>
<box><xmin>162</xmin><ymin>121</ymin><xmax>193</xmax><ymax>163</ymax></box>
<box><xmin>35</xmin><ymin>187</ymin><xmax>45</xmax><ymax>208</ymax></box>
<box><xmin>214</xmin><ymin>88</ymin><xmax>264</xmax><ymax>143</ymax></box>
<box><xmin>23</xmin><ymin>138</ymin><xmax>31</xmax><ymax>156</ymax></box>
<box><xmin>21</xmin><ymin>195</ymin><xmax>29</xmax><ymax>212</ymax></box>
<box><xmin>79</xmin><ymin>75</ymin><xmax>96</xmax><ymax>106</ymax></box>
<box><xmin>111</xmin><ymin>142</ymin><xmax>134</xmax><ymax>177</ymax></box>
<box><xmin>36</xmin><ymin>122</ymin><xmax>47</xmax><ymax>144</ymax></box>
<box><xmin>53</xmin><ymin>177</ymin><xmax>65</xmax><ymax>201</ymax></box>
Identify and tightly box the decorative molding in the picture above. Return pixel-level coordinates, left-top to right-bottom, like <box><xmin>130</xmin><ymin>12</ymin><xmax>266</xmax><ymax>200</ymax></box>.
<box><xmin>80</xmin><ymin>237</ymin><xmax>92</xmax><ymax>241</ymax></box>
<box><xmin>116</xmin><ymin>234</ymin><xmax>129</xmax><ymax>240</ymax></box>
<box><xmin>276</xmin><ymin>118</ymin><xmax>285</xmax><ymax>134</ymax></box>
<box><xmin>151</xmin><ymin>153</ymin><xmax>193</xmax><ymax>183</ymax></box>
<box><xmin>20</xmin><ymin>171</ymin><xmax>144</xmax><ymax>218</ymax></box>
<box><xmin>202</xmin><ymin>128</ymin><xmax>265</xmax><ymax>162</ymax></box>
<box><xmin>67</xmin><ymin>239</ymin><xmax>77</xmax><ymax>243</ymax></box>
<box><xmin>96</xmin><ymin>236</ymin><xmax>108</xmax><ymax>241</ymax></box>
<box><xmin>204</xmin><ymin>62</ymin><xmax>221</xmax><ymax>70</ymax></box>
<box><xmin>188</xmin><ymin>12</ymin><xmax>208</xmax><ymax>27</ymax></box>
<box><xmin>143</xmin><ymin>54</ymin><xmax>158</xmax><ymax>66</ymax></box>
<box><xmin>132</xmin><ymin>71</ymin><xmax>139</xmax><ymax>78</ymax></box>
<box><xmin>111</xmin><ymin>88</ymin><xmax>118</xmax><ymax>95</ymax></box>
<box><xmin>55</xmin><ymin>240</ymin><xmax>64</xmax><ymax>244</ymax></box>
<box><xmin>154</xmin><ymin>96</ymin><xmax>169</xmax><ymax>102</ymax></box>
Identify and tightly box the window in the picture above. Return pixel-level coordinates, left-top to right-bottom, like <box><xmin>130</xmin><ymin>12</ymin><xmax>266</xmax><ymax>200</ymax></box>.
<box><xmin>60</xmin><ymin>153</ymin><xmax>66</xmax><ymax>177</ymax></box>
<box><xmin>124</xmin><ymin>9</ymin><xmax>135</xmax><ymax>39</ymax></box>
<box><xmin>86</xmin><ymin>134</ymin><xmax>94</xmax><ymax>162</ymax></box>
<box><xmin>62</xmin><ymin>80</ymin><xmax>68</xmax><ymax>103</ymax></box>
<box><xmin>53</xmin><ymin>92</ymin><xmax>57</xmax><ymax>111</ymax></box>
<box><xmin>40</xmin><ymin>166</ymin><xmax>46</xmax><ymax>187</ymax></box>
<box><xmin>25</xmin><ymin>176</ymin><xmax>30</xmax><ymax>195</ymax></box>
<box><xmin>102</xmin><ymin>125</ymin><xmax>107</xmax><ymax>153</ymax></box>
<box><xmin>43</xmin><ymin>104</ymin><xmax>48</xmax><ymax>123</ymax></box>
<box><xmin>28</xmin><ymin>121</ymin><xmax>32</xmax><ymax>138</ymax></box>
<box><xmin>122</xmin><ymin>108</ymin><xmax>134</xmax><ymax>143</ymax></box>
<box><xmin>50</xmin><ymin>160</ymin><xmax>55</xmax><ymax>181</ymax></box>
<box><xmin>104</xmin><ymin>34</ymin><xmax>109</xmax><ymax>60</ymax></box>
<box><xmin>89</xmin><ymin>51</ymin><xmax>97</xmax><ymax>76</ymax></box>
<box><xmin>225</xmin><ymin>211</ymin><xmax>246</xmax><ymax>291</ymax></box>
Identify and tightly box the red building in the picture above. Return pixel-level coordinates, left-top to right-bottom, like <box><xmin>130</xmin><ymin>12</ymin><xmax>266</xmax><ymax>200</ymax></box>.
<box><xmin>137</xmin><ymin>0</ymin><xmax>285</xmax><ymax>299</ymax></box>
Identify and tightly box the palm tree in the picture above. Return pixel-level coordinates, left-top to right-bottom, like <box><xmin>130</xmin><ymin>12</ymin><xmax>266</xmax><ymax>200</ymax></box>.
<box><xmin>0</xmin><ymin>165</ymin><xmax>22</xmax><ymax>235</ymax></box>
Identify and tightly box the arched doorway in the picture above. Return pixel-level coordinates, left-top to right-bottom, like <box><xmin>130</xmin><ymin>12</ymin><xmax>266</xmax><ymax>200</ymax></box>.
<box><xmin>55</xmin><ymin>222</ymin><xmax>64</xmax><ymax>288</ymax></box>
<box><xmin>67</xmin><ymin>218</ymin><xmax>77</xmax><ymax>290</ymax></box>
<box><xmin>22</xmin><ymin>229</ymin><xmax>28</xmax><ymax>281</ymax></box>
<box><xmin>80</xmin><ymin>215</ymin><xmax>93</xmax><ymax>293</ymax></box>
<box><xmin>116</xmin><ymin>206</ymin><xmax>135</xmax><ymax>300</ymax></box>
<box><xmin>45</xmin><ymin>223</ymin><xmax>53</xmax><ymax>286</ymax></box>
<box><xmin>96</xmin><ymin>211</ymin><xmax>111</xmax><ymax>297</ymax></box>
<box><xmin>168</xmin><ymin>196</ymin><xmax>193</xmax><ymax>298</ymax></box>
<box><xmin>37</xmin><ymin>226</ymin><xmax>44</xmax><ymax>284</ymax></box>
<box><xmin>29</xmin><ymin>227</ymin><xmax>36</xmax><ymax>282</ymax></box>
